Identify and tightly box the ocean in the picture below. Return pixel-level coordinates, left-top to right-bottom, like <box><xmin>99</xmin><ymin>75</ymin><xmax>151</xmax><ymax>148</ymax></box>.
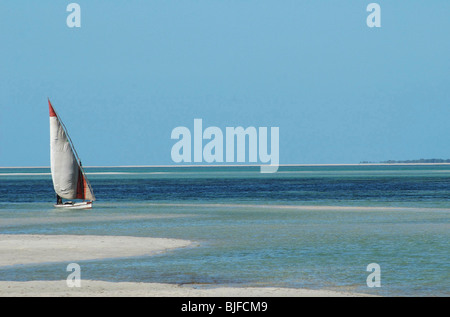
<box><xmin>0</xmin><ymin>164</ymin><xmax>449</xmax><ymax>296</ymax></box>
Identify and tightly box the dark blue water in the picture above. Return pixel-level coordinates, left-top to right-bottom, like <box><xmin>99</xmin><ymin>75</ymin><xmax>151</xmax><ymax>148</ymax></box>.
<box><xmin>3</xmin><ymin>165</ymin><xmax>450</xmax><ymax>207</ymax></box>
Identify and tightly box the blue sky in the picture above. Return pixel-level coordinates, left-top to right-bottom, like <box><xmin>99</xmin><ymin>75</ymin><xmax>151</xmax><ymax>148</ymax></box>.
<box><xmin>1</xmin><ymin>1</ymin><xmax>449</xmax><ymax>166</ymax></box>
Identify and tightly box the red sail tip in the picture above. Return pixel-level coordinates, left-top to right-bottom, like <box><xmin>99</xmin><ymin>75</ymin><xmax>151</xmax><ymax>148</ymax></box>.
<box><xmin>48</xmin><ymin>99</ymin><xmax>57</xmax><ymax>117</ymax></box>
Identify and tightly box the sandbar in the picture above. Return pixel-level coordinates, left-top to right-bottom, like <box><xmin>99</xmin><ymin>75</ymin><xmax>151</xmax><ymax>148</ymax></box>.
<box><xmin>0</xmin><ymin>234</ymin><xmax>375</xmax><ymax>297</ymax></box>
<box><xmin>0</xmin><ymin>280</ymin><xmax>374</xmax><ymax>297</ymax></box>
<box><xmin>0</xmin><ymin>234</ymin><xmax>194</xmax><ymax>267</ymax></box>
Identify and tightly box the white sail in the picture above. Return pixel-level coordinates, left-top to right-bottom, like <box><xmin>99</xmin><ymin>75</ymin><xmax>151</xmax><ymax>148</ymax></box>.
<box><xmin>49</xmin><ymin>99</ymin><xmax>95</xmax><ymax>201</ymax></box>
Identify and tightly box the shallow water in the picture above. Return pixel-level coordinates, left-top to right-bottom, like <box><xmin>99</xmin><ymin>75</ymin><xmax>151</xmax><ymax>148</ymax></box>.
<box><xmin>0</xmin><ymin>165</ymin><xmax>449</xmax><ymax>296</ymax></box>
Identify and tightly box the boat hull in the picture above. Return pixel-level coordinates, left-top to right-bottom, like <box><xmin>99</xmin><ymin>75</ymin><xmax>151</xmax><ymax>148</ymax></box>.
<box><xmin>54</xmin><ymin>201</ymin><xmax>93</xmax><ymax>209</ymax></box>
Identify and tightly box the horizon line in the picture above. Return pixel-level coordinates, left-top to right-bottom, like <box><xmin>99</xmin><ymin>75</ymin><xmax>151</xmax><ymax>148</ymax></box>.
<box><xmin>2</xmin><ymin>162</ymin><xmax>450</xmax><ymax>169</ymax></box>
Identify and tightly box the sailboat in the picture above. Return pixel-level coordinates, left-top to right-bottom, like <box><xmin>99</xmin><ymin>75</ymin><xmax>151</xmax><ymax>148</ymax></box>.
<box><xmin>49</xmin><ymin>99</ymin><xmax>95</xmax><ymax>209</ymax></box>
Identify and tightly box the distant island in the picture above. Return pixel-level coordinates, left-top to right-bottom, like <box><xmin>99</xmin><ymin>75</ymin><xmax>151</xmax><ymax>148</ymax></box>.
<box><xmin>360</xmin><ymin>159</ymin><xmax>450</xmax><ymax>164</ymax></box>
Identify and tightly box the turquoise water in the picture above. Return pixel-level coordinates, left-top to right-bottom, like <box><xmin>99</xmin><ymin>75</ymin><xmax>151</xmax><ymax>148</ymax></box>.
<box><xmin>0</xmin><ymin>165</ymin><xmax>449</xmax><ymax>296</ymax></box>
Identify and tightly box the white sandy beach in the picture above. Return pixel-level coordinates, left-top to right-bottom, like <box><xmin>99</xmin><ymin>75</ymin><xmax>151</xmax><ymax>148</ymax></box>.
<box><xmin>0</xmin><ymin>280</ymin><xmax>373</xmax><ymax>297</ymax></box>
<box><xmin>0</xmin><ymin>234</ymin><xmax>374</xmax><ymax>297</ymax></box>
<box><xmin>0</xmin><ymin>234</ymin><xmax>194</xmax><ymax>267</ymax></box>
